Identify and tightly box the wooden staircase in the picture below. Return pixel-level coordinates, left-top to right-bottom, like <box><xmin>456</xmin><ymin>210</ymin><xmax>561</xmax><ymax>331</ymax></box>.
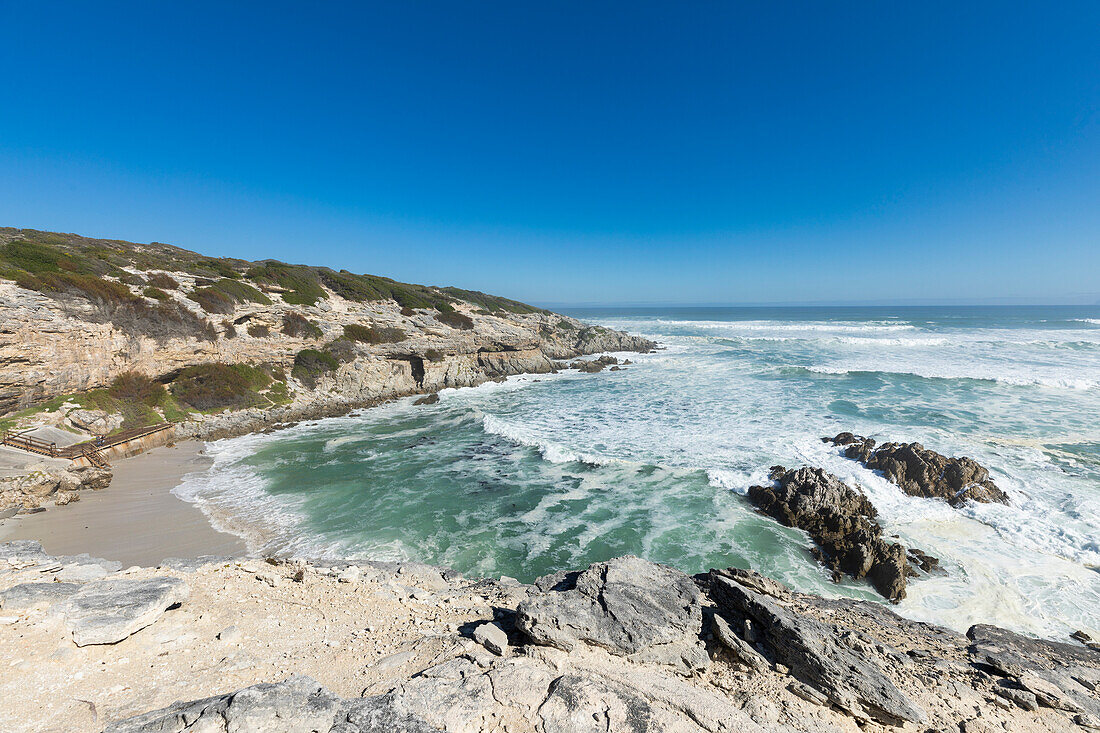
<box><xmin>1</xmin><ymin>422</ymin><xmax>173</xmax><ymax>469</ymax></box>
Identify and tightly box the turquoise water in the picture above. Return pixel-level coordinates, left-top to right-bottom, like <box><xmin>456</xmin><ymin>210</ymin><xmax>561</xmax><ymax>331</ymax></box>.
<box><xmin>177</xmin><ymin>306</ymin><xmax>1100</xmax><ymax>638</ymax></box>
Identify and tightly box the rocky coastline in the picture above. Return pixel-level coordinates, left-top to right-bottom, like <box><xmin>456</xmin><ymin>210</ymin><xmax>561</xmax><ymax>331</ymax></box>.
<box><xmin>2</xmin><ymin>541</ymin><xmax>1098</xmax><ymax>732</ymax></box>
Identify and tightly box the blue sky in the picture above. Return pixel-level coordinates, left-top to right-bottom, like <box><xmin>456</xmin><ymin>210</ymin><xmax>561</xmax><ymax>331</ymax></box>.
<box><xmin>1</xmin><ymin>2</ymin><xmax>1098</xmax><ymax>305</ymax></box>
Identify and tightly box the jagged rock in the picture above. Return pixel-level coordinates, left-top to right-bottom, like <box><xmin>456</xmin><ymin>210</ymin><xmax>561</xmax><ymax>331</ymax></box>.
<box><xmin>710</xmin><ymin>613</ymin><xmax>769</xmax><ymax>671</ymax></box>
<box><xmin>747</xmin><ymin>465</ymin><xmax>934</xmax><ymax>601</ymax></box>
<box><xmin>824</xmin><ymin>433</ymin><xmax>1009</xmax><ymax>505</ymax></box>
<box><xmin>66</xmin><ymin>408</ymin><xmax>124</xmax><ymax>435</ymax></box>
<box><xmin>472</xmin><ymin>621</ymin><xmax>509</xmax><ymax>656</ymax></box>
<box><xmin>706</xmin><ymin>570</ymin><xmax>926</xmax><ymax>726</ymax></box>
<box><xmin>517</xmin><ymin>556</ymin><xmax>707</xmax><ymax>672</ymax></box>
<box><xmin>570</xmin><ymin>359</ymin><xmax>607</xmax><ymax>373</ymax></box>
<box><xmin>57</xmin><ymin>576</ymin><xmax>189</xmax><ymax>646</ymax></box>
<box><xmin>413</xmin><ymin>393</ymin><xmax>439</xmax><ymax>405</ymax></box>
<box><xmin>0</xmin><ymin>581</ymin><xmax>81</xmax><ymax>610</ymax></box>
<box><xmin>967</xmin><ymin>624</ymin><xmax>1100</xmax><ymax>716</ymax></box>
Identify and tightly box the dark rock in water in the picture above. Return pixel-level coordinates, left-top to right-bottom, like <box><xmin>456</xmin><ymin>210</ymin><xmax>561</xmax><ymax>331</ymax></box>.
<box><xmin>824</xmin><ymin>433</ymin><xmax>1009</xmax><ymax>506</ymax></box>
<box><xmin>516</xmin><ymin>555</ymin><xmax>708</xmax><ymax>672</ymax></box>
<box><xmin>570</xmin><ymin>359</ymin><xmax>606</xmax><ymax>373</ymax></box>
<box><xmin>705</xmin><ymin>569</ymin><xmax>927</xmax><ymax>725</ymax></box>
<box><xmin>413</xmin><ymin>393</ymin><xmax>440</xmax><ymax>405</ymax></box>
<box><xmin>747</xmin><ymin>465</ymin><xmax>936</xmax><ymax>601</ymax></box>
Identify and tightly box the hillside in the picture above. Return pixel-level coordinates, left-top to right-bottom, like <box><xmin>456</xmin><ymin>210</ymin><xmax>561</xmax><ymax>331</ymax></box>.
<box><xmin>0</xmin><ymin>227</ymin><xmax>654</xmax><ymax>441</ymax></box>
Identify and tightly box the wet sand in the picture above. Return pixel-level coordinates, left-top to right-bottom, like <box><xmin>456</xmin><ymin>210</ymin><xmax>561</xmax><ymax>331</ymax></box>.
<box><xmin>0</xmin><ymin>441</ymin><xmax>247</xmax><ymax>565</ymax></box>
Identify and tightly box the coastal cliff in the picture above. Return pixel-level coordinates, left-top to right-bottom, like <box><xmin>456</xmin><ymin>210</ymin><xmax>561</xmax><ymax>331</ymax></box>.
<box><xmin>0</xmin><ymin>228</ymin><xmax>652</xmax><ymax>441</ymax></box>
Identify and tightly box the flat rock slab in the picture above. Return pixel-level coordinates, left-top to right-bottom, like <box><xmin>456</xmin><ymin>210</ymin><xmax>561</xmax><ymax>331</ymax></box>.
<box><xmin>0</xmin><ymin>581</ymin><xmax>81</xmax><ymax>610</ymax></box>
<box><xmin>57</xmin><ymin>576</ymin><xmax>189</xmax><ymax>646</ymax></box>
<box><xmin>105</xmin><ymin>675</ymin><xmax>437</xmax><ymax>733</ymax></box>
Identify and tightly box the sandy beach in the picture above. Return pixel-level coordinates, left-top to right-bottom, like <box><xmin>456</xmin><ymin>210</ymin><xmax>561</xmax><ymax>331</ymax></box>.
<box><xmin>0</xmin><ymin>441</ymin><xmax>247</xmax><ymax>566</ymax></box>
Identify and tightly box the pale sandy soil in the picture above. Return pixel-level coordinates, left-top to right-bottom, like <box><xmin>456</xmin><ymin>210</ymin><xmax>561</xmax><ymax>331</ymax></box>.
<box><xmin>0</xmin><ymin>442</ymin><xmax>246</xmax><ymax>565</ymax></box>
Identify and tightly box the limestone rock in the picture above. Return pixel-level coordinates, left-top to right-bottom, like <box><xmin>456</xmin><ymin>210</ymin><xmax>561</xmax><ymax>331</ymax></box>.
<box><xmin>105</xmin><ymin>675</ymin><xmax>347</xmax><ymax>732</ymax></box>
<box><xmin>517</xmin><ymin>556</ymin><xmax>706</xmax><ymax>671</ymax></box>
<box><xmin>57</xmin><ymin>576</ymin><xmax>189</xmax><ymax>646</ymax></box>
<box><xmin>472</xmin><ymin>621</ymin><xmax>509</xmax><ymax>655</ymax></box>
<box><xmin>0</xmin><ymin>581</ymin><xmax>81</xmax><ymax>610</ymax></box>
<box><xmin>707</xmin><ymin>570</ymin><xmax>926</xmax><ymax>725</ymax></box>
<box><xmin>825</xmin><ymin>433</ymin><xmax>1009</xmax><ymax>505</ymax></box>
<box><xmin>66</xmin><ymin>408</ymin><xmax>124</xmax><ymax>435</ymax></box>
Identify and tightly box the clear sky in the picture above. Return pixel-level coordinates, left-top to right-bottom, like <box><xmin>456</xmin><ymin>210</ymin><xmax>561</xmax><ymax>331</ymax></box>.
<box><xmin>1</xmin><ymin>2</ymin><xmax>1098</xmax><ymax>305</ymax></box>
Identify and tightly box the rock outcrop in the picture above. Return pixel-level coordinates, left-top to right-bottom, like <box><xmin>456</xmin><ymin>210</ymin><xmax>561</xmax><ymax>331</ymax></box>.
<box><xmin>4</xmin><ymin>542</ymin><xmax>1099</xmax><ymax>732</ymax></box>
<box><xmin>0</xmin><ymin>462</ymin><xmax>112</xmax><ymax>511</ymax></box>
<box><xmin>517</xmin><ymin>555</ymin><xmax>709</xmax><ymax>672</ymax></box>
<box><xmin>57</xmin><ymin>576</ymin><xmax>190</xmax><ymax>646</ymax></box>
<box><xmin>705</xmin><ymin>568</ymin><xmax>926</xmax><ymax>725</ymax></box>
<box><xmin>747</xmin><ymin>465</ymin><xmax>936</xmax><ymax>601</ymax></box>
<box><xmin>824</xmin><ymin>432</ymin><xmax>1009</xmax><ymax>506</ymax></box>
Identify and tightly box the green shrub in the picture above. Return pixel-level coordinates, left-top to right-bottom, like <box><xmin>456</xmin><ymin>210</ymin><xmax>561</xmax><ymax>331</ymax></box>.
<box><xmin>171</xmin><ymin>363</ymin><xmax>270</xmax><ymax>411</ymax></box>
<box><xmin>247</xmin><ymin>323</ymin><xmax>270</xmax><ymax>338</ymax></box>
<box><xmin>557</xmin><ymin>319</ymin><xmax>576</xmax><ymax>330</ymax></box>
<box><xmin>424</xmin><ymin>348</ymin><xmax>445</xmax><ymax>362</ymax></box>
<box><xmin>189</xmin><ymin>287</ymin><xmax>234</xmax><ymax>313</ymax></box>
<box><xmin>438</xmin><ymin>286</ymin><xmax>543</xmax><ymax>314</ymax></box>
<box><xmin>436</xmin><ymin>310</ymin><xmax>474</xmax><ymax>330</ymax></box>
<box><xmin>108</xmin><ymin>371</ymin><xmax>165</xmax><ymax>405</ymax></box>
<box><xmin>143</xmin><ymin>286</ymin><xmax>169</xmax><ymax>300</ymax></box>
<box><xmin>191</xmin><ymin>259</ymin><xmax>241</xmax><ymax>279</ymax></box>
<box><xmin>324</xmin><ymin>338</ymin><xmax>357</xmax><ymax>363</ymax></box>
<box><xmin>292</xmin><ymin>349</ymin><xmax>339</xmax><ymax>388</ymax></box>
<box><xmin>35</xmin><ymin>272</ymin><xmax>139</xmax><ymax>305</ymax></box>
<box><xmin>221</xmin><ymin>319</ymin><xmax>237</xmax><ymax>338</ymax></box>
<box><xmin>119</xmin><ymin>271</ymin><xmax>146</xmax><ymax>286</ymax></box>
<box><xmin>147</xmin><ymin>272</ymin><xmax>179</xmax><ymax>289</ymax></box>
<box><xmin>343</xmin><ymin>323</ymin><xmax>406</xmax><ymax>344</ymax></box>
<box><xmin>400</xmin><ymin>306</ymin><xmax>416</xmax><ymax>317</ymax></box>
<box><xmin>282</xmin><ymin>312</ymin><xmax>323</xmax><ymax>339</ymax></box>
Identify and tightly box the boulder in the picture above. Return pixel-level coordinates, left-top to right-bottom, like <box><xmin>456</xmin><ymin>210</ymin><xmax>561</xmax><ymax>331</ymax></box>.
<box><xmin>824</xmin><ymin>433</ymin><xmax>1009</xmax><ymax>505</ymax></box>
<box><xmin>67</xmin><ymin>408</ymin><xmax>123</xmax><ymax>436</ymax></box>
<box><xmin>706</xmin><ymin>569</ymin><xmax>926</xmax><ymax>726</ymax></box>
<box><xmin>516</xmin><ymin>556</ymin><xmax>707</xmax><ymax>672</ymax></box>
<box><xmin>472</xmin><ymin>621</ymin><xmax>509</xmax><ymax>656</ymax></box>
<box><xmin>57</xmin><ymin>576</ymin><xmax>189</xmax><ymax>646</ymax></box>
<box><xmin>747</xmin><ymin>465</ymin><xmax>934</xmax><ymax>601</ymax></box>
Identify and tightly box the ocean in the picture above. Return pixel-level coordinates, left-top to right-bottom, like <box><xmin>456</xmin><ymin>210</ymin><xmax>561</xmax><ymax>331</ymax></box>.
<box><xmin>175</xmin><ymin>305</ymin><xmax>1100</xmax><ymax>639</ymax></box>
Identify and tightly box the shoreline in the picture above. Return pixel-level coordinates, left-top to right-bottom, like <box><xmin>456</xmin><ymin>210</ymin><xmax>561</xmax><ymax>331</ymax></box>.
<box><xmin>0</xmin><ymin>441</ymin><xmax>247</xmax><ymax>566</ymax></box>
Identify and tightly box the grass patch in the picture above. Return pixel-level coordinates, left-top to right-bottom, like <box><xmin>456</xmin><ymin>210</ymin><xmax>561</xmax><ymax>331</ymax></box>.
<box><xmin>143</xmin><ymin>286</ymin><xmax>170</xmax><ymax>300</ymax></box>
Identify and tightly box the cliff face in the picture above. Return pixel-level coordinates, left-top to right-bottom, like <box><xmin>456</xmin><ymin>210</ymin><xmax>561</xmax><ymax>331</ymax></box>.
<box><xmin>0</xmin><ymin>228</ymin><xmax>655</xmax><ymax>435</ymax></box>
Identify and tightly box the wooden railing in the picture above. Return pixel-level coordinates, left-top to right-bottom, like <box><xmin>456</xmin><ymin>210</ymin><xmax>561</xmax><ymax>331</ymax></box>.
<box><xmin>2</xmin><ymin>422</ymin><xmax>173</xmax><ymax>468</ymax></box>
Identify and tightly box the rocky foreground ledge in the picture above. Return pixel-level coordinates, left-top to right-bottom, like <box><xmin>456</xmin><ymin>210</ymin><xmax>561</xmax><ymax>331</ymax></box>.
<box><xmin>2</xmin><ymin>542</ymin><xmax>1099</xmax><ymax>732</ymax></box>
